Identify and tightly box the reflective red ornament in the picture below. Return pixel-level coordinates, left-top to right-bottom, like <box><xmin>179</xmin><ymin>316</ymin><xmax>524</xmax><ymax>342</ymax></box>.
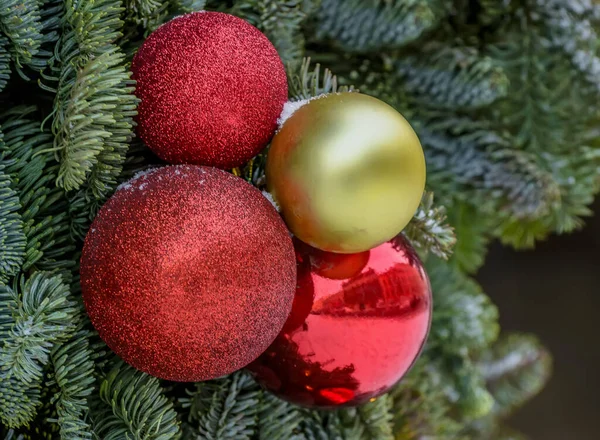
<box><xmin>132</xmin><ymin>12</ymin><xmax>288</xmax><ymax>168</ymax></box>
<box><xmin>247</xmin><ymin>237</ymin><xmax>432</xmax><ymax>408</ymax></box>
<box><xmin>81</xmin><ymin>165</ymin><xmax>296</xmax><ymax>382</ymax></box>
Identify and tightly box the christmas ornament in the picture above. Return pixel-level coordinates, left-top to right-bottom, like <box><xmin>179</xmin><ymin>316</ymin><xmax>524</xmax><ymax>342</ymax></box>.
<box><xmin>132</xmin><ymin>12</ymin><xmax>288</xmax><ymax>168</ymax></box>
<box><xmin>266</xmin><ymin>92</ymin><xmax>426</xmax><ymax>253</ymax></box>
<box><xmin>247</xmin><ymin>236</ymin><xmax>432</xmax><ymax>408</ymax></box>
<box><xmin>80</xmin><ymin>165</ymin><xmax>296</xmax><ymax>382</ymax></box>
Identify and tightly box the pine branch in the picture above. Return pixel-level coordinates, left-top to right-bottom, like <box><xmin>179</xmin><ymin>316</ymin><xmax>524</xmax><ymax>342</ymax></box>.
<box><xmin>0</xmin><ymin>165</ymin><xmax>25</xmax><ymax>282</ymax></box>
<box><xmin>426</xmin><ymin>257</ymin><xmax>499</xmax><ymax>353</ymax></box>
<box><xmin>48</xmin><ymin>325</ymin><xmax>96</xmax><ymax>439</ymax></box>
<box><xmin>0</xmin><ymin>36</ymin><xmax>11</xmax><ymax>91</ymax></box>
<box><xmin>289</xmin><ymin>57</ymin><xmax>355</xmax><ymax>100</ymax></box>
<box><xmin>181</xmin><ymin>371</ymin><xmax>260</xmax><ymax>440</ymax></box>
<box><xmin>402</xmin><ymin>192</ymin><xmax>455</xmax><ymax>260</ymax></box>
<box><xmin>91</xmin><ymin>360</ymin><xmax>181</xmax><ymax>440</ymax></box>
<box><xmin>0</xmin><ymin>0</ymin><xmax>44</xmax><ymax>71</ymax></box>
<box><xmin>478</xmin><ymin>333</ymin><xmax>552</xmax><ymax>418</ymax></box>
<box><xmin>0</xmin><ymin>107</ymin><xmax>74</xmax><ymax>270</ymax></box>
<box><xmin>392</xmin><ymin>44</ymin><xmax>509</xmax><ymax>109</ymax></box>
<box><xmin>313</xmin><ymin>0</ymin><xmax>446</xmax><ymax>52</ymax></box>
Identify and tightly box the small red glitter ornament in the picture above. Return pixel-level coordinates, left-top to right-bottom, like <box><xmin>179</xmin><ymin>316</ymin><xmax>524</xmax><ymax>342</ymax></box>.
<box><xmin>247</xmin><ymin>237</ymin><xmax>432</xmax><ymax>408</ymax></box>
<box><xmin>131</xmin><ymin>12</ymin><xmax>288</xmax><ymax>168</ymax></box>
<box><xmin>80</xmin><ymin>166</ymin><xmax>296</xmax><ymax>382</ymax></box>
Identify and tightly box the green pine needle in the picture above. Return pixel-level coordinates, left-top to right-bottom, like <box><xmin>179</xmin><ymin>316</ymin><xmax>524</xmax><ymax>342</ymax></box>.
<box><xmin>92</xmin><ymin>360</ymin><xmax>181</xmax><ymax>440</ymax></box>
<box><xmin>0</xmin><ymin>165</ymin><xmax>26</xmax><ymax>282</ymax></box>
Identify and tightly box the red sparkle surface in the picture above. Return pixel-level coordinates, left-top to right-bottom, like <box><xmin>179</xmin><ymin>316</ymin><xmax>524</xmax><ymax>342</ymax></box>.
<box><xmin>80</xmin><ymin>166</ymin><xmax>296</xmax><ymax>382</ymax></box>
<box><xmin>248</xmin><ymin>237</ymin><xmax>432</xmax><ymax>408</ymax></box>
<box><xmin>132</xmin><ymin>12</ymin><xmax>288</xmax><ymax>168</ymax></box>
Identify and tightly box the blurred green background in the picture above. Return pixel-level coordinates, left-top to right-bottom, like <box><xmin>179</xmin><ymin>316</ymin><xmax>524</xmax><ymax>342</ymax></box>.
<box><xmin>478</xmin><ymin>199</ymin><xmax>600</xmax><ymax>440</ymax></box>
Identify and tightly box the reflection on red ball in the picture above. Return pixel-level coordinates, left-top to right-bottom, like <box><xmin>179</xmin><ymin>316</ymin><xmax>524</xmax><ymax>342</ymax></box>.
<box><xmin>132</xmin><ymin>12</ymin><xmax>288</xmax><ymax>168</ymax></box>
<box><xmin>247</xmin><ymin>236</ymin><xmax>432</xmax><ymax>408</ymax></box>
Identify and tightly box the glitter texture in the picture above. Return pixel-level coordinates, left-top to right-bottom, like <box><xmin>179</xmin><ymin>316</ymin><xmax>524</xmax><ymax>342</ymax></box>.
<box><xmin>131</xmin><ymin>12</ymin><xmax>288</xmax><ymax>169</ymax></box>
<box><xmin>80</xmin><ymin>165</ymin><xmax>297</xmax><ymax>382</ymax></box>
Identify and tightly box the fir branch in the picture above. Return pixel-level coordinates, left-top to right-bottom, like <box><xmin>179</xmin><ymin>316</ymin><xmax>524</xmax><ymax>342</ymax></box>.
<box><xmin>531</xmin><ymin>0</ymin><xmax>600</xmax><ymax>94</ymax></box>
<box><xmin>420</xmin><ymin>115</ymin><xmax>561</xmax><ymax>221</ymax></box>
<box><xmin>0</xmin><ymin>36</ymin><xmax>11</xmax><ymax>91</ymax></box>
<box><xmin>486</xmin><ymin>8</ymin><xmax>600</xmax><ymax>246</ymax></box>
<box><xmin>390</xmin><ymin>357</ymin><xmax>465</xmax><ymax>440</ymax></box>
<box><xmin>175</xmin><ymin>0</ymin><xmax>207</xmax><ymax>13</ymax></box>
<box><xmin>392</xmin><ymin>44</ymin><xmax>509</xmax><ymax>109</ymax></box>
<box><xmin>48</xmin><ymin>325</ymin><xmax>96</xmax><ymax>439</ymax></box>
<box><xmin>181</xmin><ymin>371</ymin><xmax>259</xmax><ymax>440</ymax></box>
<box><xmin>0</xmin><ymin>0</ymin><xmax>44</xmax><ymax>71</ymax></box>
<box><xmin>0</xmin><ymin>165</ymin><xmax>26</xmax><ymax>282</ymax></box>
<box><xmin>446</xmin><ymin>201</ymin><xmax>491</xmax><ymax>274</ymax></box>
<box><xmin>0</xmin><ymin>375</ymin><xmax>41</xmax><ymax>429</ymax></box>
<box><xmin>339</xmin><ymin>395</ymin><xmax>394</xmax><ymax>440</ymax></box>
<box><xmin>53</xmin><ymin>48</ymin><xmax>135</xmax><ymax>192</ymax></box>
<box><xmin>0</xmin><ymin>272</ymin><xmax>75</xmax><ymax>429</ymax></box>
<box><xmin>289</xmin><ymin>57</ymin><xmax>355</xmax><ymax>100</ymax></box>
<box><xmin>426</xmin><ymin>257</ymin><xmax>499</xmax><ymax>353</ymax></box>
<box><xmin>313</xmin><ymin>0</ymin><xmax>446</xmax><ymax>52</ymax></box>
<box><xmin>452</xmin><ymin>355</ymin><xmax>495</xmax><ymax>419</ymax></box>
<box><xmin>477</xmin><ymin>0</ymin><xmax>514</xmax><ymax>26</ymax></box>
<box><xmin>402</xmin><ymin>192</ymin><xmax>455</xmax><ymax>260</ymax></box>
<box><xmin>92</xmin><ymin>360</ymin><xmax>181</xmax><ymax>440</ymax></box>
<box><xmin>299</xmin><ymin>410</ymin><xmax>343</xmax><ymax>440</ymax></box>
<box><xmin>0</xmin><ymin>272</ymin><xmax>76</xmax><ymax>385</ymax></box>
<box><xmin>124</xmin><ymin>0</ymin><xmax>170</xmax><ymax>33</ymax></box>
<box><xmin>232</xmin><ymin>0</ymin><xmax>317</xmax><ymax>67</ymax></box>
<box><xmin>0</xmin><ymin>107</ymin><xmax>74</xmax><ymax>270</ymax></box>
<box><xmin>478</xmin><ymin>333</ymin><xmax>552</xmax><ymax>418</ymax></box>
<box><xmin>257</xmin><ymin>392</ymin><xmax>305</xmax><ymax>440</ymax></box>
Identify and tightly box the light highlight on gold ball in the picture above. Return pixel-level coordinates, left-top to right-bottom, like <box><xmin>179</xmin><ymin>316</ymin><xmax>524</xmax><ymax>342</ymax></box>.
<box><xmin>266</xmin><ymin>92</ymin><xmax>426</xmax><ymax>253</ymax></box>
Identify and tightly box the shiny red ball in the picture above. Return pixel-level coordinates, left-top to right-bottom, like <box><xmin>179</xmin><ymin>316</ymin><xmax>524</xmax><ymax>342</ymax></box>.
<box><xmin>247</xmin><ymin>237</ymin><xmax>432</xmax><ymax>408</ymax></box>
<box><xmin>131</xmin><ymin>12</ymin><xmax>288</xmax><ymax>168</ymax></box>
<box><xmin>81</xmin><ymin>166</ymin><xmax>296</xmax><ymax>382</ymax></box>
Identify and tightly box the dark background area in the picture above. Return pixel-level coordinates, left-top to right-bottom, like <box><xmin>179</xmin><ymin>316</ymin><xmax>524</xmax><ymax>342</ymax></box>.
<box><xmin>477</xmin><ymin>199</ymin><xmax>600</xmax><ymax>439</ymax></box>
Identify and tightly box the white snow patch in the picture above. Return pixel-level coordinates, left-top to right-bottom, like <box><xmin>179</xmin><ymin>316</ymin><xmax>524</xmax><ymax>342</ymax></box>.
<box><xmin>262</xmin><ymin>190</ymin><xmax>280</xmax><ymax>212</ymax></box>
<box><xmin>277</xmin><ymin>94</ymin><xmax>328</xmax><ymax>129</ymax></box>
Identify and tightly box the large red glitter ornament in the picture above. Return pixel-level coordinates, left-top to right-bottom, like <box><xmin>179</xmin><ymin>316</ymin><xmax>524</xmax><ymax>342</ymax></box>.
<box><xmin>131</xmin><ymin>12</ymin><xmax>288</xmax><ymax>168</ymax></box>
<box><xmin>80</xmin><ymin>165</ymin><xmax>296</xmax><ymax>382</ymax></box>
<box><xmin>247</xmin><ymin>237</ymin><xmax>432</xmax><ymax>408</ymax></box>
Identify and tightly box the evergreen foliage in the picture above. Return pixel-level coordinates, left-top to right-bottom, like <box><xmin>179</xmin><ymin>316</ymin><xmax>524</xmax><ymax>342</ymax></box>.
<box><xmin>0</xmin><ymin>0</ymin><xmax>585</xmax><ymax>438</ymax></box>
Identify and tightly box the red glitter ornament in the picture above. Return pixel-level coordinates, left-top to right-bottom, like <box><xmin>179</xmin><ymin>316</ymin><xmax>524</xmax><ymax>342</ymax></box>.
<box><xmin>80</xmin><ymin>166</ymin><xmax>296</xmax><ymax>382</ymax></box>
<box><xmin>247</xmin><ymin>237</ymin><xmax>432</xmax><ymax>408</ymax></box>
<box><xmin>131</xmin><ymin>12</ymin><xmax>288</xmax><ymax>168</ymax></box>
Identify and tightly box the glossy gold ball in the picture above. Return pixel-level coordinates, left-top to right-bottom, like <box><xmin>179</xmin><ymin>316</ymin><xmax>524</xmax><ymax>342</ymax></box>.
<box><xmin>266</xmin><ymin>92</ymin><xmax>426</xmax><ymax>253</ymax></box>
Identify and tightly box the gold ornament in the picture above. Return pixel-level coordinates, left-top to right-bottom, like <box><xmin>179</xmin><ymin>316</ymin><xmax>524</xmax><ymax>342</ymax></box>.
<box><xmin>266</xmin><ymin>92</ymin><xmax>426</xmax><ymax>253</ymax></box>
